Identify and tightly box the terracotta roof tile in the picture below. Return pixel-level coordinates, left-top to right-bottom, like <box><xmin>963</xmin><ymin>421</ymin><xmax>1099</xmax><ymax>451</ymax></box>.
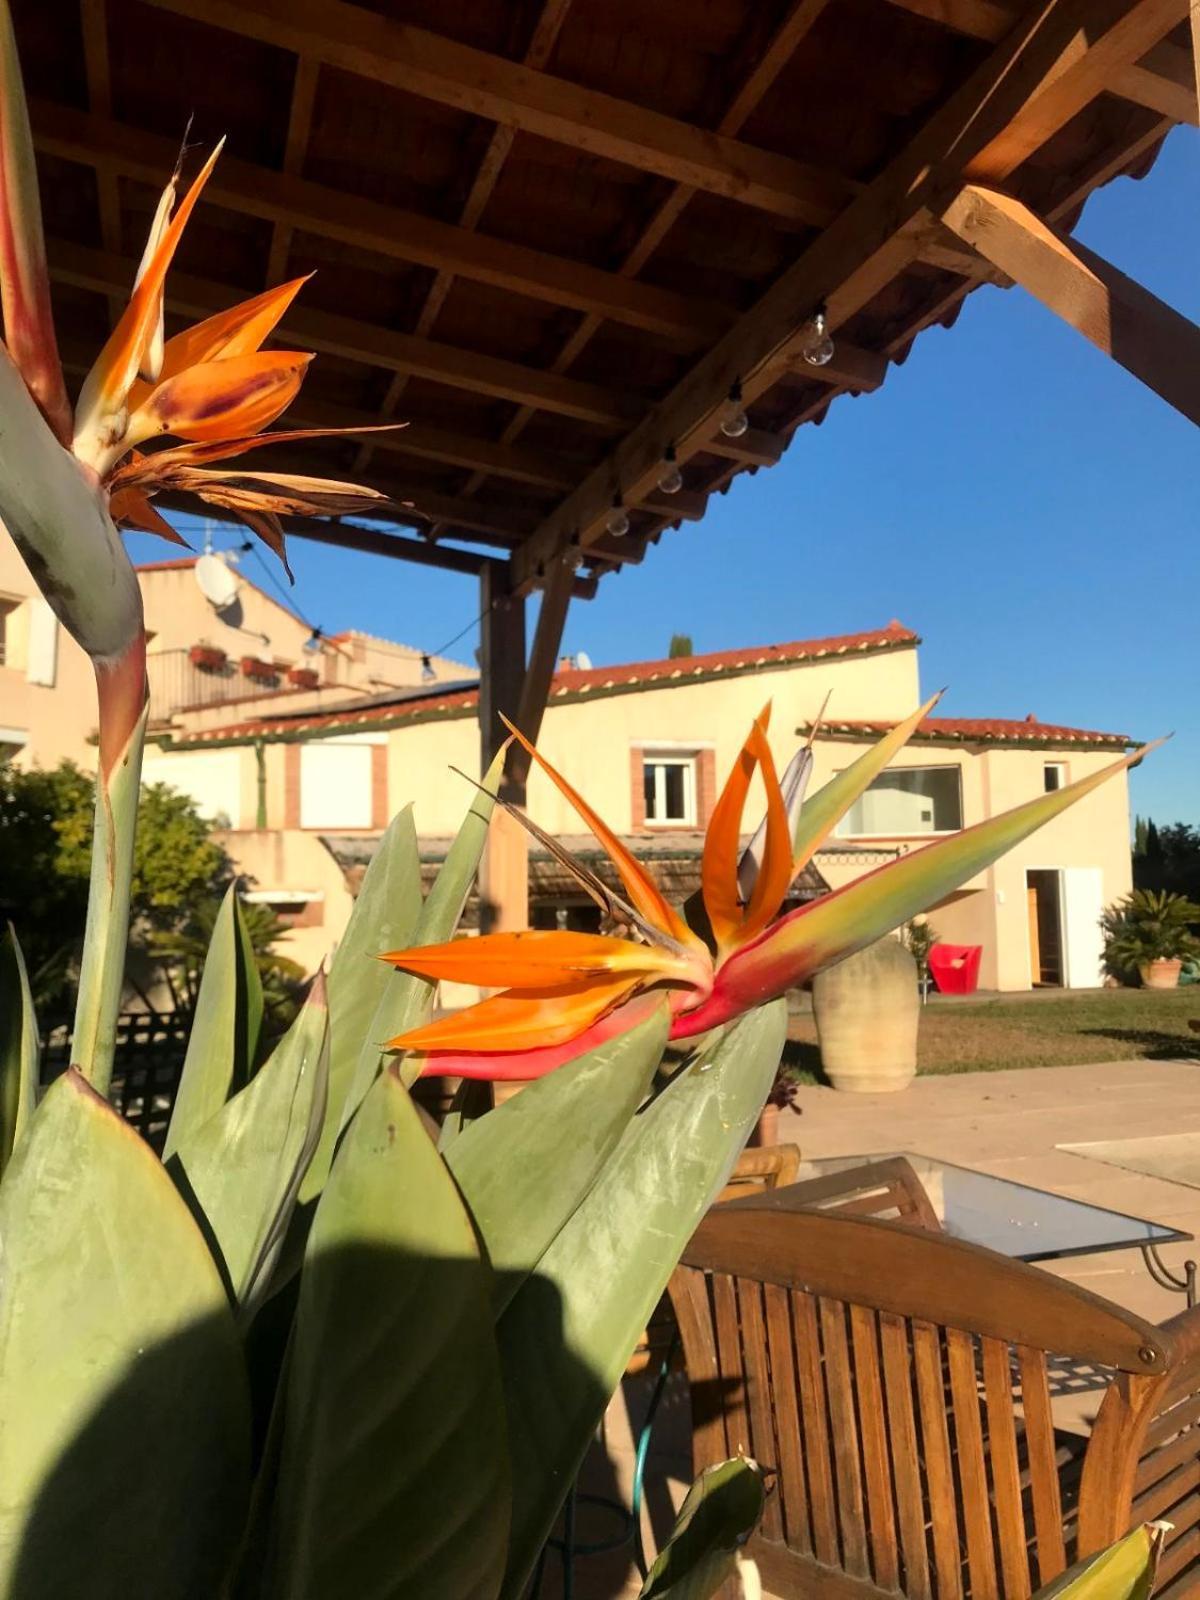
<box><xmin>803</xmin><ymin>715</ymin><xmax>1133</xmax><ymax>747</ymax></box>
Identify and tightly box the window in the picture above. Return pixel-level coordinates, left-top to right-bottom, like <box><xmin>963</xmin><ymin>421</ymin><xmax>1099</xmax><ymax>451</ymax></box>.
<box><xmin>0</xmin><ymin>600</ymin><xmax>12</xmax><ymax>667</ymax></box>
<box><xmin>643</xmin><ymin>754</ymin><xmax>696</xmax><ymax>826</ymax></box>
<box><xmin>837</xmin><ymin>766</ymin><xmax>962</xmax><ymax>838</ymax></box>
<box><xmin>300</xmin><ymin>740</ymin><xmax>374</xmax><ymax>829</ymax></box>
<box><xmin>1044</xmin><ymin>762</ymin><xmax>1067</xmax><ymax>792</ymax></box>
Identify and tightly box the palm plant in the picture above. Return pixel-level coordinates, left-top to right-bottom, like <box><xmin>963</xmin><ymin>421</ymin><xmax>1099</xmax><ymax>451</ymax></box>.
<box><xmin>1102</xmin><ymin>888</ymin><xmax>1200</xmax><ymax>982</ymax></box>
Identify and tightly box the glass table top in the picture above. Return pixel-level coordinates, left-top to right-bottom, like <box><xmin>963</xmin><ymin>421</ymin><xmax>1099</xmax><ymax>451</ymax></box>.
<box><xmin>793</xmin><ymin>1151</ymin><xmax>1191</xmax><ymax>1262</ymax></box>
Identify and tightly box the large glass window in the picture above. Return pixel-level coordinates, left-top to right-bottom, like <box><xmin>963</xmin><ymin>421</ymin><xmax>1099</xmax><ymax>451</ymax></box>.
<box><xmin>836</xmin><ymin>765</ymin><xmax>962</xmax><ymax>837</ymax></box>
<box><xmin>643</xmin><ymin>754</ymin><xmax>696</xmax><ymax>826</ymax></box>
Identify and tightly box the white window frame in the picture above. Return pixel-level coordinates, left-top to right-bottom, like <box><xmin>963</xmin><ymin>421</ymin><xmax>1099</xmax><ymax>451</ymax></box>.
<box><xmin>1044</xmin><ymin>761</ymin><xmax>1068</xmax><ymax>793</ymax></box>
<box><xmin>835</xmin><ymin>763</ymin><xmax>964</xmax><ymax>840</ymax></box>
<box><xmin>642</xmin><ymin>752</ymin><xmax>697</xmax><ymax>827</ymax></box>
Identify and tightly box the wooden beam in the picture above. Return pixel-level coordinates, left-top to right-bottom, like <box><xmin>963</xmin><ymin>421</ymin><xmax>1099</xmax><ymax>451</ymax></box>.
<box><xmin>140</xmin><ymin>0</ymin><xmax>859</xmax><ymax>227</ymax></box>
<box><xmin>1192</xmin><ymin>0</ymin><xmax>1200</xmax><ymax>111</ymax></box>
<box><xmin>786</xmin><ymin>339</ymin><xmax>888</xmax><ymax>391</ymax></box>
<box><xmin>940</xmin><ymin>182</ymin><xmax>1200</xmax><ymax>425</ymax></box>
<box><xmin>47</xmin><ymin>238</ymin><xmax>643</xmax><ymax>427</ymax></box>
<box><xmin>882</xmin><ymin>0</ymin><xmax>1197</xmax><ymax>123</ymax></box>
<box><xmin>359</xmin><ymin>0</ymin><xmax>575</xmax><ymax>473</ymax></box>
<box><xmin>30</xmin><ymin>101</ymin><xmax>731</xmax><ymax>346</ymax></box>
<box><xmin>511</xmin><ymin>0</ymin><xmax>1184</xmax><ymax>588</ymax></box>
<box><xmin>266</xmin><ymin>57</ymin><xmax>318</xmax><ymax>285</ymax></box>
<box><xmin>78</xmin><ymin>0</ymin><xmax>123</xmax><ymax>323</ymax></box>
<box><xmin>244</xmin><ymin>514</ymin><xmax>494</xmax><ymax>577</ymax></box>
<box><xmin>478</xmin><ymin>564</ymin><xmax>529</xmax><ymax>929</ymax></box>
<box><xmin>508</xmin><ymin>559</ymin><xmax>573</xmax><ymax>790</ymax></box>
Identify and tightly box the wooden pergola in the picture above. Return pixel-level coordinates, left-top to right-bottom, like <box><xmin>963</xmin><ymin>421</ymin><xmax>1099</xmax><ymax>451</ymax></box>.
<box><xmin>24</xmin><ymin>0</ymin><xmax>1200</xmax><ymax>921</ymax></box>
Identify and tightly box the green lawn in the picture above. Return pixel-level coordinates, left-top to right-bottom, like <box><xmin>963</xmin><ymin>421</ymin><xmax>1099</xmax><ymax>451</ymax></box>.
<box><xmin>783</xmin><ymin>987</ymin><xmax>1200</xmax><ymax>1083</ymax></box>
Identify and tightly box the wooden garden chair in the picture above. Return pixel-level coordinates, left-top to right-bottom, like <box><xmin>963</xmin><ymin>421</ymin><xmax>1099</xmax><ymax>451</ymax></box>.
<box><xmin>721</xmin><ymin>1155</ymin><xmax>941</xmax><ymax>1230</ymax></box>
<box><xmin>669</xmin><ymin>1204</ymin><xmax>1200</xmax><ymax>1600</ymax></box>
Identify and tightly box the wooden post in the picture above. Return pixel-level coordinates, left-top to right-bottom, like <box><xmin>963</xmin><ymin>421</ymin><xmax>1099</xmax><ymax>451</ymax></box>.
<box><xmin>477</xmin><ymin>563</ymin><xmax>528</xmax><ymax>933</ymax></box>
<box><xmin>940</xmin><ymin>183</ymin><xmax>1200</xmax><ymax>428</ymax></box>
<box><xmin>508</xmin><ymin>559</ymin><xmax>574</xmax><ymax>792</ymax></box>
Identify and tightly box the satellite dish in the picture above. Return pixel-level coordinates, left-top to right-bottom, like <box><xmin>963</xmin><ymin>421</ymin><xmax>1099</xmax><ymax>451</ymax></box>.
<box><xmin>195</xmin><ymin>552</ymin><xmax>240</xmax><ymax>612</ymax></box>
<box><xmin>574</xmin><ymin>650</ymin><xmax>593</xmax><ymax>671</ymax></box>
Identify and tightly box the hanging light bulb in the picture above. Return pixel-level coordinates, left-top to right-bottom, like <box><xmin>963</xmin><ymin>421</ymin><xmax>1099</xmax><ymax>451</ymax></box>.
<box><xmin>564</xmin><ymin>533</ymin><xmax>584</xmax><ymax>571</ymax></box>
<box><xmin>719</xmin><ymin>380</ymin><xmax>749</xmax><ymax>438</ymax></box>
<box><xmin>606</xmin><ymin>494</ymin><xmax>630</xmax><ymax>538</ymax></box>
<box><xmin>802</xmin><ymin>307</ymin><xmax>836</xmax><ymax>367</ymax></box>
<box><xmin>656</xmin><ymin>445</ymin><xmax>683</xmax><ymax>495</ymax></box>
<box><xmin>420</xmin><ymin>652</ymin><xmax>436</xmax><ymax>683</ymax></box>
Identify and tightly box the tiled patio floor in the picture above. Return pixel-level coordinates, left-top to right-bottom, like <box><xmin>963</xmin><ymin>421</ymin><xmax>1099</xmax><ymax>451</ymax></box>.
<box><xmin>548</xmin><ymin>1057</ymin><xmax>1200</xmax><ymax>1600</ymax></box>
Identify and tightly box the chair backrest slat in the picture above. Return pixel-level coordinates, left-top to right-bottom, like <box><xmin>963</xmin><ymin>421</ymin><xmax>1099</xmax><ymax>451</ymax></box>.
<box><xmin>948</xmin><ymin>1326</ymin><xmax>1001</xmax><ymax>1600</ymax></box>
<box><xmin>712</xmin><ymin>1273</ymin><xmax>750</xmax><ymax>1458</ymax></box>
<box><xmin>982</xmin><ymin>1335</ymin><xmax>1033</xmax><ymax>1600</ymax></box>
<box><xmin>913</xmin><ymin>1318</ymin><xmax>965</xmax><ymax>1600</ymax></box>
<box><xmin>821</xmin><ymin>1296</ymin><xmax>871</xmax><ymax>1579</ymax></box>
<box><xmin>850</xmin><ymin>1303</ymin><xmax>901</xmax><ymax>1592</ymax></box>
<box><xmin>669</xmin><ymin>1264</ymin><xmax>728</xmax><ymax>1469</ymax></box>
<box><xmin>794</xmin><ymin>1288</ymin><xmax>840</xmax><ymax>1568</ymax></box>
<box><xmin>880</xmin><ymin>1310</ymin><xmax>934</xmax><ymax>1600</ymax></box>
<box><xmin>763</xmin><ymin>1282</ymin><xmax>813</xmax><ymax>1555</ymax></box>
<box><xmin>1016</xmin><ymin>1345</ymin><xmax>1068</xmax><ymax>1588</ymax></box>
<box><xmin>737</xmin><ymin>1278</ymin><xmax>784</xmax><ymax>1542</ymax></box>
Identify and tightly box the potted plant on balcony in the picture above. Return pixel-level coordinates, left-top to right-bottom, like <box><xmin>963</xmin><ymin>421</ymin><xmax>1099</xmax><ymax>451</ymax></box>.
<box><xmin>1102</xmin><ymin>888</ymin><xmax>1200</xmax><ymax>989</ymax></box>
<box><xmin>189</xmin><ymin>642</ymin><xmax>226</xmax><ymax>672</ymax></box>
<box><xmin>240</xmin><ymin>654</ymin><xmax>277</xmax><ymax>684</ymax></box>
<box><xmin>287</xmin><ymin>665</ymin><xmax>319</xmax><ymax>690</ymax></box>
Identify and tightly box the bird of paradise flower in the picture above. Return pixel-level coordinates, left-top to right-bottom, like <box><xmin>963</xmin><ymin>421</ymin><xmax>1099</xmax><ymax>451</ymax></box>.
<box><xmin>381</xmin><ymin>702</ymin><xmax>1159</xmax><ymax>1081</ymax></box>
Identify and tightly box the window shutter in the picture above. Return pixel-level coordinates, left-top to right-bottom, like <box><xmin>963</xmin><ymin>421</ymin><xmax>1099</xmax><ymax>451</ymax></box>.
<box><xmin>25</xmin><ymin>599</ymin><xmax>58</xmax><ymax>687</ymax></box>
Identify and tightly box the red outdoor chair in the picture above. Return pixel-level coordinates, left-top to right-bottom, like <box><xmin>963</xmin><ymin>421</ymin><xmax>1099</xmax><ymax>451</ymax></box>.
<box><xmin>928</xmin><ymin>942</ymin><xmax>982</xmax><ymax>994</ymax></box>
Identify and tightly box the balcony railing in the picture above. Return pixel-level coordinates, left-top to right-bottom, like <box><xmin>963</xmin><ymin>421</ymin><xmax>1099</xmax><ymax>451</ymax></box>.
<box><xmin>146</xmin><ymin>648</ymin><xmax>293</xmax><ymax>723</ymax></box>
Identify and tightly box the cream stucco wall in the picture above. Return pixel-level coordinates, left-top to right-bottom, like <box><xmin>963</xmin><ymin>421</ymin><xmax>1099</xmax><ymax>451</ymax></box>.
<box><xmin>0</xmin><ymin>534</ymin><xmax>100</xmax><ymax>769</ymax></box>
<box><xmin>216</xmin><ymin>828</ymin><xmax>357</xmax><ymax>974</ymax></box>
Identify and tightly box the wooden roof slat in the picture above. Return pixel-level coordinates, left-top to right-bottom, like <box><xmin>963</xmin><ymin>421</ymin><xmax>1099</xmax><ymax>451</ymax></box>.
<box><xmin>511</xmin><ymin>0</ymin><xmax>1185</xmax><ymax>588</ymax></box>
<box><xmin>266</xmin><ymin>56</ymin><xmax>319</xmax><ymax>285</ymax></box>
<box><xmin>139</xmin><ymin>0</ymin><xmax>861</xmax><ymax>227</ymax></box>
<box><xmin>47</xmin><ymin>239</ymin><xmax>646</xmax><ymax>427</ymax></box>
<box><xmin>883</xmin><ymin>0</ymin><xmax>1197</xmax><ymax>122</ymax></box>
<box><xmin>455</xmin><ymin>0</ymin><xmax>834</xmax><ymax>506</ymax></box>
<box><xmin>31</xmin><ymin>101</ymin><xmax>733</xmax><ymax>345</ymax></box>
<box><xmin>79</xmin><ymin>0</ymin><xmax>122</xmax><ymax>324</ymax></box>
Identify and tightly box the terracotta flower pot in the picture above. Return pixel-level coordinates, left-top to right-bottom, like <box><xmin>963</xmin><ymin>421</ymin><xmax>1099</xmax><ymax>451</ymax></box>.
<box><xmin>813</xmin><ymin>937</ymin><xmax>919</xmax><ymax>1093</ymax></box>
<box><xmin>287</xmin><ymin>666</ymin><xmax>319</xmax><ymax>690</ymax></box>
<box><xmin>1140</xmin><ymin>958</ymin><xmax>1183</xmax><ymax>990</ymax></box>
<box><xmin>748</xmin><ymin>1103</ymin><xmax>780</xmax><ymax>1148</ymax></box>
<box><xmin>189</xmin><ymin>644</ymin><xmax>226</xmax><ymax>671</ymax></box>
<box><xmin>241</xmin><ymin>655</ymin><xmax>277</xmax><ymax>683</ymax></box>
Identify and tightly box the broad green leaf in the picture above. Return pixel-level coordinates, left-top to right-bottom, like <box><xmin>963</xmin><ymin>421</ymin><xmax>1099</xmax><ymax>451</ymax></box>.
<box><xmin>497</xmin><ymin>1000</ymin><xmax>787</xmax><ymax>1597</ymax></box>
<box><xmin>0</xmin><ymin>921</ymin><xmax>38</xmax><ymax>1174</ymax></box>
<box><xmin>164</xmin><ymin>882</ymin><xmax>263</xmax><ymax>1158</ymax></box>
<box><xmin>0</xmin><ymin>1069</ymin><xmax>250</xmax><ymax>1597</ymax></box>
<box><xmin>70</xmin><ymin>701</ymin><xmax>147</xmax><ymax>1096</ymax></box>
<box><xmin>340</xmin><ymin>744</ymin><xmax>504</xmax><ymax>1128</ymax></box>
<box><xmin>265</xmin><ymin>1068</ymin><xmax>510</xmax><ymax>1600</ymax></box>
<box><xmin>304</xmin><ymin>804</ymin><xmax>422</xmax><ymax>1200</ymax></box>
<box><xmin>790</xmin><ymin>693</ymin><xmax>939</xmax><ymax>869</ymax></box>
<box><xmin>1034</xmin><ymin>1524</ymin><xmax>1166</xmax><ymax>1600</ymax></box>
<box><xmin>170</xmin><ymin>973</ymin><xmax>330</xmax><ymax>1317</ymax></box>
<box><xmin>640</xmin><ymin>1458</ymin><xmax>765</xmax><ymax>1600</ymax></box>
<box><xmin>446</xmin><ymin>1000</ymin><xmax>669</xmax><ymax>1316</ymax></box>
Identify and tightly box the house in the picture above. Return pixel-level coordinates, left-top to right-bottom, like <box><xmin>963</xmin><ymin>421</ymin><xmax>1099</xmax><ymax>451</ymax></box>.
<box><xmin>146</xmin><ymin>621</ymin><xmax>1136</xmax><ymax>992</ymax></box>
<box><xmin>0</xmin><ymin>548</ymin><xmax>472</xmax><ymax>773</ymax></box>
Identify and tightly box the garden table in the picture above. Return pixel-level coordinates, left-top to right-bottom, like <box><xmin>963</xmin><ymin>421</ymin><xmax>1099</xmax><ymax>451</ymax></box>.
<box><xmin>778</xmin><ymin>1151</ymin><xmax>1198</xmax><ymax>1304</ymax></box>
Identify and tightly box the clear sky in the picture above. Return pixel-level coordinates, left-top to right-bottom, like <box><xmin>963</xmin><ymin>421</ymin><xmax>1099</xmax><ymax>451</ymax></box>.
<box><xmin>130</xmin><ymin>126</ymin><xmax>1199</xmax><ymax>827</ymax></box>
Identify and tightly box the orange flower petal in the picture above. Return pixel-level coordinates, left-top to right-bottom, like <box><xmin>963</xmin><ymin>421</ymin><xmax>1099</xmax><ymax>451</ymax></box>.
<box><xmin>702</xmin><ymin>706</ymin><xmax>774</xmax><ymax>953</ymax></box>
<box><xmin>380</xmin><ymin>929</ymin><xmax>681</xmax><ymax>989</ymax></box>
<box><xmin>123</xmin><ymin>350</ymin><xmax>313</xmax><ymax>449</ymax></box>
<box><xmin>108</xmin><ymin>422</ymin><xmax>404</xmax><ymax>489</ymax></box>
<box><xmin>501</xmin><ymin>716</ymin><xmax>701</xmax><ymax>952</ymax></box>
<box><xmin>125</xmin><ymin>275</ymin><xmax>311</xmax><ymax>410</ymax></box>
<box><xmin>738</xmin><ymin>721</ymin><xmax>793</xmax><ymax>947</ymax></box>
<box><xmin>387</xmin><ymin>972</ymin><xmax>642</xmax><ymax>1055</ymax></box>
<box><xmin>74</xmin><ymin>142</ymin><xmax>224</xmax><ymax>463</ymax></box>
<box><xmin>108</xmin><ymin>486</ymin><xmax>187</xmax><ymax>545</ymax></box>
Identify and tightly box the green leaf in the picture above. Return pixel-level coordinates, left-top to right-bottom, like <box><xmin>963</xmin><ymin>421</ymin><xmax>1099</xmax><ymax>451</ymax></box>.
<box><xmin>497</xmin><ymin>1000</ymin><xmax>787</xmax><ymax>1597</ymax></box>
<box><xmin>0</xmin><ymin>921</ymin><xmax>39</xmax><ymax>1175</ymax></box>
<box><xmin>0</xmin><ymin>1070</ymin><xmax>250</xmax><ymax>1597</ymax></box>
<box><xmin>639</xmin><ymin>1458</ymin><xmax>765</xmax><ymax>1599</ymax></box>
<box><xmin>264</xmin><ymin>1068</ymin><xmax>510</xmax><ymax>1600</ymax></box>
<box><xmin>1034</xmin><ymin>1524</ymin><xmax>1167</xmax><ymax>1600</ymax></box>
<box><xmin>340</xmin><ymin>745</ymin><xmax>504</xmax><ymax>1128</ymax></box>
<box><xmin>445</xmin><ymin>1000</ymin><xmax>669</xmax><ymax>1316</ymax></box>
<box><xmin>163</xmin><ymin>882</ymin><xmax>263</xmax><ymax>1158</ymax></box>
<box><xmin>304</xmin><ymin>804</ymin><xmax>422</xmax><ymax>1201</ymax></box>
<box><xmin>170</xmin><ymin>972</ymin><xmax>330</xmax><ymax>1317</ymax></box>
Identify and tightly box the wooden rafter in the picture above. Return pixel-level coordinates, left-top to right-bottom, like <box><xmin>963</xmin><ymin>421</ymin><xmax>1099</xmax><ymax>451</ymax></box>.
<box><xmin>458</xmin><ymin>0</ymin><xmax>842</xmax><ymax>504</ymax></box>
<box><xmin>265</xmin><ymin>57</ymin><xmax>318</xmax><ymax>286</ymax></box>
<box><xmin>882</xmin><ymin>0</ymin><xmax>1197</xmax><ymax>123</ymax></box>
<box><xmin>358</xmin><ymin>0</ymin><xmax>575</xmax><ymax>476</ymax></box>
<box><xmin>78</xmin><ymin>0</ymin><xmax>123</xmax><ymax>323</ymax></box>
<box><xmin>511</xmin><ymin>0</ymin><xmax>1188</xmax><ymax>590</ymax></box>
<box><xmin>31</xmin><ymin>101</ymin><xmax>732</xmax><ymax>346</ymax></box>
<box><xmin>138</xmin><ymin>0</ymin><xmax>860</xmax><ymax>227</ymax></box>
<box><xmin>509</xmin><ymin>558</ymin><xmax>574</xmax><ymax>791</ymax></box>
<box><xmin>940</xmin><ymin>183</ymin><xmax>1200</xmax><ymax>425</ymax></box>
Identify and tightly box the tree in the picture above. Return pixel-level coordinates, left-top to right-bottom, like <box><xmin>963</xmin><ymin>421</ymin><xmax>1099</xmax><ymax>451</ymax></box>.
<box><xmin>668</xmin><ymin>632</ymin><xmax>694</xmax><ymax>658</ymax></box>
<box><xmin>1133</xmin><ymin>816</ymin><xmax>1200</xmax><ymax>901</ymax></box>
<box><xmin>0</xmin><ymin>761</ymin><xmax>233</xmax><ymax>1022</ymax></box>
